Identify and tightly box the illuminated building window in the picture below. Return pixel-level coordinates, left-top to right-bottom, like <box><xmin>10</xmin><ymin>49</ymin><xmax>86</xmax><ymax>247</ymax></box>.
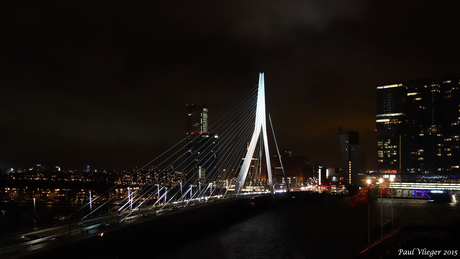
<box><xmin>376</xmin><ymin>113</ymin><xmax>405</xmax><ymax>117</ymax></box>
<box><xmin>377</xmin><ymin>84</ymin><xmax>403</xmax><ymax>89</ymax></box>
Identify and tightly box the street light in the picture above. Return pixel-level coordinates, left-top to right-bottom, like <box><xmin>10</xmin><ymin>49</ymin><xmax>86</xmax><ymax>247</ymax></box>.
<box><xmin>1</xmin><ymin>210</ymin><xmax>5</xmax><ymax>254</ymax></box>
<box><xmin>379</xmin><ymin>178</ymin><xmax>384</xmax><ymax>240</ymax></box>
<box><xmin>366</xmin><ymin>179</ymin><xmax>371</xmax><ymax>255</ymax></box>
<box><xmin>33</xmin><ymin>197</ymin><xmax>36</xmax><ymax>216</ymax></box>
<box><xmin>390</xmin><ymin>177</ymin><xmax>394</xmax><ymax>232</ymax></box>
<box><xmin>32</xmin><ymin>197</ymin><xmax>37</xmax><ymax>230</ymax></box>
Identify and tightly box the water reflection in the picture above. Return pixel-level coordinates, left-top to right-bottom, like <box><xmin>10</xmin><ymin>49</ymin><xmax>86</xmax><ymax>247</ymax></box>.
<box><xmin>158</xmin><ymin>196</ymin><xmax>459</xmax><ymax>259</ymax></box>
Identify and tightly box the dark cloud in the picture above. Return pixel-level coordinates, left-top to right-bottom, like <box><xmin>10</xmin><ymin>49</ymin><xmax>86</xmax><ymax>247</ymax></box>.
<box><xmin>1</xmin><ymin>0</ymin><xmax>460</xmax><ymax>170</ymax></box>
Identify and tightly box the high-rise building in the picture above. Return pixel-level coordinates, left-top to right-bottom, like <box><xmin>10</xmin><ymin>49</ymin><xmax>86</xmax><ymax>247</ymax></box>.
<box><xmin>441</xmin><ymin>79</ymin><xmax>460</xmax><ymax>175</ymax></box>
<box><xmin>184</xmin><ymin>104</ymin><xmax>217</xmax><ymax>186</ymax></box>
<box><xmin>186</xmin><ymin>104</ymin><xmax>208</xmax><ymax>135</ymax></box>
<box><xmin>375</xmin><ymin>84</ymin><xmax>407</xmax><ymax>173</ymax></box>
<box><xmin>404</xmin><ymin>80</ymin><xmax>444</xmax><ymax>174</ymax></box>
<box><xmin>339</xmin><ymin>128</ymin><xmax>366</xmax><ymax>186</ymax></box>
<box><xmin>376</xmin><ymin>76</ymin><xmax>460</xmax><ymax>177</ymax></box>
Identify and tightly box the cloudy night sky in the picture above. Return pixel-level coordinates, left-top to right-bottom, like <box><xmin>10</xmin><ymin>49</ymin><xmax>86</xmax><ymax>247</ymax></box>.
<box><xmin>2</xmin><ymin>1</ymin><xmax>460</xmax><ymax>171</ymax></box>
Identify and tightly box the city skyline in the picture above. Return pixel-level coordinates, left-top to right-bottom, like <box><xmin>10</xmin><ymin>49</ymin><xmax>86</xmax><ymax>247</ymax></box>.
<box><xmin>2</xmin><ymin>1</ymin><xmax>460</xmax><ymax>170</ymax></box>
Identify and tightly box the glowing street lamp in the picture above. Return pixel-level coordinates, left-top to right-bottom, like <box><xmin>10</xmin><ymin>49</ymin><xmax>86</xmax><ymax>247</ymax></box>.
<box><xmin>366</xmin><ymin>179</ymin><xmax>371</xmax><ymax>254</ymax></box>
<box><xmin>33</xmin><ymin>197</ymin><xmax>37</xmax><ymax>229</ymax></box>
<box><xmin>379</xmin><ymin>178</ymin><xmax>384</xmax><ymax>240</ymax></box>
<box><xmin>33</xmin><ymin>197</ymin><xmax>36</xmax><ymax>216</ymax></box>
<box><xmin>390</xmin><ymin>177</ymin><xmax>394</xmax><ymax>232</ymax></box>
<box><xmin>1</xmin><ymin>210</ymin><xmax>5</xmax><ymax>253</ymax></box>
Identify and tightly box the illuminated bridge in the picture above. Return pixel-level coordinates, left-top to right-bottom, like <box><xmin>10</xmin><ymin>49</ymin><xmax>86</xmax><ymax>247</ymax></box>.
<box><xmin>88</xmin><ymin>72</ymin><xmax>282</xmax><ymax>223</ymax></box>
<box><xmin>1</xmin><ymin>73</ymin><xmax>296</xmax><ymax>258</ymax></box>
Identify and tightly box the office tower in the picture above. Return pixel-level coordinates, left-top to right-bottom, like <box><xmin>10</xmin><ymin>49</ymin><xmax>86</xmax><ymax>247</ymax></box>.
<box><xmin>404</xmin><ymin>80</ymin><xmax>444</xmax><ymax>174</ymax></box>
<box><xmin>184</xmin><ymin>104</ymin><xmax>217</xmax><ymax>186</ymax></box>
<box><xmin>339</xmin><ymin>128</ymin><xmax>365</xmax><ymax>186</ymax></box>
<box><xmin>376</xmin><ymin>76</ymin><xmax>460</xmax><ymax>177</ymax></box>
<box><xmin>441</xmin><ymin>78</ymin><xmax>460</xmax><ymax>175</ymax></box>
<box><xmin>375</xmin><ymin>84</ymin><xmax>407</xmax><ymax>173</ymax></box>
<box><xmin>186</xmin><ymin>104</ymin><xmax>208</xmax><ymax>135</ymax></box>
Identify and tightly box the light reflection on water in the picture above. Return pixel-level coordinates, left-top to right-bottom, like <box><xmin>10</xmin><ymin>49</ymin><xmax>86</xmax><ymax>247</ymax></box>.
<box><xmin>158</xmin><ymin>196</ymin><xmax>460</xmax><ymax>259</ymax></box>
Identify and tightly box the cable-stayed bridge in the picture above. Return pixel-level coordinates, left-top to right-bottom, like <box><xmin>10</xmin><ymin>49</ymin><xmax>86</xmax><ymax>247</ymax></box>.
<box><xmin>1</xmin><ymin>73</ymin><xmax>295</xmax><ymax>258</ymax></box>
<box><xmin>101</xmin><ymin>72</ymin><xmax>280</xmax><ymax>224</ymax></box>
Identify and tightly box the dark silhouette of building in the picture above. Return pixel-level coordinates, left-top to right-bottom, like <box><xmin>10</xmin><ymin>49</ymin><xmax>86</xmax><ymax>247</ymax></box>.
<box><xmin>272</xmin><ymin>151</ymin><xmax>308</xmax><ymax>188</ymax></box>
<box><xmin>339</xmin><ymin>128</ymin><xmax>365</xmax><ymax>186</ymax></box>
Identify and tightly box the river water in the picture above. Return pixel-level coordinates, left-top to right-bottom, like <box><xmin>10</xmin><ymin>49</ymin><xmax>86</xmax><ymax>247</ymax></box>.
<box><xmin>4</xmin><ymin>196</ymin><xmax>460</xmax><ymax>259</ymax></box>
<box><xmin>156</xmin><ymin>196</ymin><xmax>460</xmax><ymax>259</ymax></box>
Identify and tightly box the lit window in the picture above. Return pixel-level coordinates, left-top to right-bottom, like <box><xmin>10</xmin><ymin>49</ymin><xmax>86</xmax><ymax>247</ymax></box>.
<box><xmin>377</xmin><ymin>84</ymin><xmax>403</xmax><ymax>89</ymax></box>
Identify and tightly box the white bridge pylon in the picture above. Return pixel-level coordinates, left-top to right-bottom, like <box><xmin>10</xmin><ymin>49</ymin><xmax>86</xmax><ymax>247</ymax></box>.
<box><xmin>234</xmin><ymin>73</ymin><xmax>273</xmax><ymax>195</ymax></box>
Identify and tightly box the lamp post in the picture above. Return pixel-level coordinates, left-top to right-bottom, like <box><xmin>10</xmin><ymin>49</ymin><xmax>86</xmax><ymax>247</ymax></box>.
<box><xmin>1</xmin><ymin>210</ymin><xmax>5</xmax><ymax>254</ymax></box>
<box><xmin>33</xmin><ymin>197</ymin><xmax>37</xmax><ymax>229</ymax></box>
<box><xmin>379</xmin><ymin>178</ymin><xmax>384</xmax><ymax>240</ymax></box>
<box><xmin>367</xmin><ymin>179</ymin><xmax>371</xmax><ymax>254</ymax></box>
<box><xmin>390</xmin><ymin>177</ymin><xmax>394</xmax><ymax>232</ymax></box>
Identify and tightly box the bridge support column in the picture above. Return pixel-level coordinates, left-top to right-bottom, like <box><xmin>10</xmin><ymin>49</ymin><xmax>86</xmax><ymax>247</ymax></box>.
<box><xmin>235</xmin><ymin>73</ymin><xmax>273</xmax><ymax>195</ymax></box>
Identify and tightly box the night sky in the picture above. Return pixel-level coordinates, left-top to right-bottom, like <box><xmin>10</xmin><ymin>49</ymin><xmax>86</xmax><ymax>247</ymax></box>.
<box><xmin>2</xmin><ymin>1</ymin><xmax>460</xmax><ymax>171</ymax></box>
